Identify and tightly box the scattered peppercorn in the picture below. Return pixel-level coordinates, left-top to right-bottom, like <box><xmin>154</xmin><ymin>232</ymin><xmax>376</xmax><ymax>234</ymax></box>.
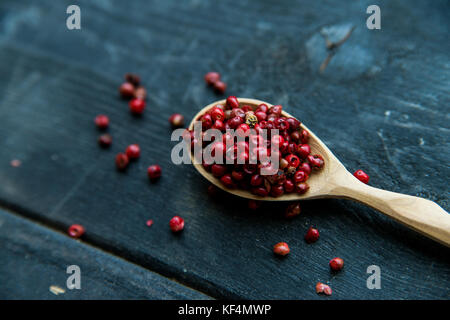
<box><xmin>285</xmin><ymin>202</ymin><xmax>301</xmax><ymax>218</ymax></box>
<box><xmin>204</xmin><ymin>72</ymin><xmax>221</xmax><ymax>86</ymax></box>
<box><xmin>304</xmin><ymin>227</ymin><xmax>320</xmax><ymax>243</ymax></box>
<box><xmin>213</xmin><ymin>81</ymin><xmax>227</xmax><ymax>94</ymax></box>
<box><xmin>68</xmin><ymin>224</ymin><xmax>85</xmax><ymax>238</ymax></box>
<box><xmin>125</xmin><ymin>73</ymin><xmax>140</xmax><ymax>86</ymax></box>
<box><xmin>169</xmin><ymin>216</ymin><xmax>184</xmax><ymax>232</ymax></box>
<box><xmin>95</xmin><ymin>114</ymin><xmax>109</xmax><ymax>130</ymax></box>
<box><xmin>207</xmin><ymin>184</ymin><xmax>218</xmax><ymax>197</ymax></box>
<box><xmin>98</xmin><ymin>134</ymin><xmax>112</xmax><ymax>148</ymax></box>
<box><xmin>125</xmin><ymin>144</ymin><xmax>140</xmax><ymax>160</ymax></box>
<box><xmin>248</xmin><ymin>200</ymin><xmax>261</xmax><ymax>210</ymax></box>
<box><xmin>119</xmin><ymin>82</ymin><xmax>135</xmax><ymax>99</ymax></box>
<box><xmin>169</xmin><ymin>113</ymin><xmax>185</xmax><ymax>128</ymax></box>
<box><xmin>273</xmin><ymin>242</ymin><xmax>290</xmax><ymax>256</ymax></box>
<box><xmin>134</xmin><ymin>86</ymin><xmax>147</xmax><ymax>100</ymax></box>
<box><xmin>10</xmin><ymin>159</ymin><xmax>21</xmax><ymax>167</ymax></box>
<box><xmin>147</xmin><ymin>165</ymin><xmax>162</xmax><ymax>181</ymax></box>
<box><xmin>129</xmin><ymin>98</ymin><xmax>146</xmax><ymax>115</ymax></box>
<box><xmin>354</xmin><ymin>169</ymin><xmax>370</xmax><ymax>184</ymax></box>
<box><xmin>146</xmin><ymin>219</ymin><xmax>154</xmax><ymax>227</ymax></box>
<box><xmin>316</xmin><ymin>282</ymin><xmax>332</xmax><ymax>296</ymax></box>
<box><xmin>329</xmin><ymin>257</ymin><xmax>344</xmax><ymax>271</ymax></box>
<box><xmin>115</xmin><ymin>153</ymin><xmax>129</xmax><ymax>171</ymax></box>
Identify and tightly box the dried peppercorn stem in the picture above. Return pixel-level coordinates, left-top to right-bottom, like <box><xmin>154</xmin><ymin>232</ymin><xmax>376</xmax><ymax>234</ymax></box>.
<box><xmin>328</xmin><ymin>168</ymin><xmax>450</xmax><ymax>247</ymax></box>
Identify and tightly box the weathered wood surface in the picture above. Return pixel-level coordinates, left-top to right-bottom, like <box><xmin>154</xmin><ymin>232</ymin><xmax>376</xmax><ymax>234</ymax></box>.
<box><xmin>0</xmin><ymin>209</ymin><xmax>210</xmax><ymax>299</ymax></box>
<box><xmin>0</xmin><ymin>0</ymin><xmax>448</xmax><ymax>299</ymax></box>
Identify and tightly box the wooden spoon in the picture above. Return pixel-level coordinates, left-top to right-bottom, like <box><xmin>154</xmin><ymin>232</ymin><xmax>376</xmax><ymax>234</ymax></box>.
<box><xmin>189</xmin><ymin>98</ymin><xmax>450</xmax><ymax>246</ymax></box>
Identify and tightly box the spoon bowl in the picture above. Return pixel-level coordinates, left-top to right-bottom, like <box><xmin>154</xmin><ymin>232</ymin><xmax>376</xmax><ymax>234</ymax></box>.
<box><xmin>189</xmin><ymin>98</ymin><xmax>450</xmax><ymax>246</ymax></box>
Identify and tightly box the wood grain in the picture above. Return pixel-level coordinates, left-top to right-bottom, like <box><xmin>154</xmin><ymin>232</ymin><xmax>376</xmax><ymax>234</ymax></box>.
<box><xmin>0</xmin><ymin>208</ymin><xmax>210</xmax><ymax>299</ymax></box>
<box><xmin>0</xmin><ymin>0</ymin><xmax>448</xmax><ymax>299</ymax></box>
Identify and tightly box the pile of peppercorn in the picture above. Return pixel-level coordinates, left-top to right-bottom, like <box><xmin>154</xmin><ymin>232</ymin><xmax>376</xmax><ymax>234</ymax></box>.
<box><xmin>186</xmin><ymin>96</ymin><xmax>324</xmax><ymax>197</ymax></box>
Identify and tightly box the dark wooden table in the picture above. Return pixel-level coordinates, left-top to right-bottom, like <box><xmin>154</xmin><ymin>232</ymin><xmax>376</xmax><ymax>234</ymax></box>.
<box><xmin>0</xmin><ymin>0</ymin><xmax>449</xmax><ymax>299</ymax></box>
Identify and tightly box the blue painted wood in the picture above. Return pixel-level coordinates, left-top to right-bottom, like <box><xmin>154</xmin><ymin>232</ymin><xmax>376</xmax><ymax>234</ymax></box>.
<box><xmin>0</xmin><ymin>0</ymin><xmax>448</xmax><ymax>299</ymax></box>
<box><xmin>0</xmin><ymin>209</ymin><xmax>210</xmax><ymax>299</ymax></box>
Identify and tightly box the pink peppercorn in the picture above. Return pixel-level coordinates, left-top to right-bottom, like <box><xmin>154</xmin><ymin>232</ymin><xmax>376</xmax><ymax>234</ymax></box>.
<box><xmin>115</xmin><ymin>153</ymin><xmax>129</xmax><ymax>171</ymax></box>
<box><xmin>204</xmin><ymin>72</ymin><xmax>220</xmax><ymax>86</ymax></box>
<box><xmin>119</xmin><ymin>82</ymin><xmax>135</xmax><ymax>99</ymax></box>
<box><xmin>214</xmin><ymin>81</ymin><xmax>227</xmax><ymax>94</ymax></box>
<box><xmin>273</xmin><ymin>242</ymin><xmax>290</xmax><ymax>256</ymax></box>
<box><xmin>98</xmin><ymin>134</ymin><xmax>112</xmax><ymax>148</ymax></box>
<box><xmin>248</xmin><ymin>200</ymin><xmax>261</xmax><ymax>210</ymax></box>
<box><xmin>316</xmin><ymin>282</ymin><xmax>332</xmax><ymax>296</ymax></box>
<box><xmin>354</xmin><ymin>169</ymin><xmax>370</xmax><ymax>184</ymax></box>
<box><xmin>169</xmin><ymin>113</ymin><xmax>185</xmax><ymax>128</ymax></box>
<box><xmin>305</xmin><ymin>227</ymin><xmax>320</xmax><ymax>243</ymax></box>
<box><xmin>147</xmin><ymin>165</ymin><xmax>162</xmax><ymax>181</ymax></box>
<box><xmin>329</xmin><ymin>257</ymin><xmax>344</xmax><ymax>271</ymax></box>
<box><xmin>125</xmin><ymin>144</ymin><xmax>140</xmax><ymax>160</ymax></box>
<box><xmin>285</xmin><ymin>202</ymin><xmax>301</xmax><ymax>218</ymax></box>
<box><xmin>226</xmin><ymin>96</ymin><xmax>239</xmax><ymax>109</ymax></box>
<box><xmin>95</xmin><ymin>115</ymin><xmax>109</xmax><ymax>129</ymax></box>
<box><xmin>68</xmin><ymin>224</ymin><xmax>85</xmax><ymax>238</ymax></box>
<box><xmin>169</xmin><ymin>216</ymin><xmax>184</xmax><ymax>232</ymax></box>
<box><xmin>129</xmin><ymin>98</ymin><xmax>146</xmax><ymax>115</ymax></box>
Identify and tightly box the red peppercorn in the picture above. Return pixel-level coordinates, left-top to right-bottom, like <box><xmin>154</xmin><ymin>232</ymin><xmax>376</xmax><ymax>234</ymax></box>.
<box><xmin>308</xmin><ymin>154</ymin><xmax>325</xmax><ymax>170</ymax></box>
<box><xmin>146</xmin><ymin>219</ymin><xmax>154</xmax><ymax>227</ymax></box>
<box><xmin>115</xmin><ymin>153</ymin><xmax>129</xmax><ymax>171</ymax></box>
<box><xmin>212</xmin><ymin>119</ymin><xmax>225</xmax><ymax>131</ymax></box>
<box><xmin>119</xmin><ymin>82</ymin><xmax>135</xmax><ymax>98</ymax></box>
<box><xmin>169</xmin><ymin>216</ymin><xmax>184</xmax><ymax>232</ymax></box>
<box><xmin>125</xmin><ymin>144</ymin><xmax>140</xmax><ymax>160</ymax></box>
<box><xmin>269</xmin><ymin>105</ymin><xmax>283</xmax><ymax>115</ymax></box>
<box><xmin>220</xmin><ymin>174</ymin><xmax>235</xmax><ymax>188</ymax></box>
<box><xmin>169</xmin><ymin>113</ymin><xmax>185</xmax><ymax>128</ymax></box>
<box><xmin>285</xmin><ymin>202</ymin><xmax>301</xmax><ymax>218</ymax></box>
<box><xmin>305</xmin><ymin>227</ymin><xmax>319</xmax><ymax>243</ymax></box>
<box><xmin>329</xmin><ymin>257</ymin><xmax>344</xmax><ymax>271</ymax></box>
<box><xmin>134</xmin><ymin>86</ymin><xmax>147</xmax><ymax>100</ymax></box>
<box><xmin>207</xmin><ymin>184</ymin><xmax>218</xmax><ymax>196</ymax></box>
<box><xmin>125</xmin><ymin>73</ymin><xmax>140</xmax><ymax>86</ymax></box>
<box><xmin>284</xmin><ymin>179</ymin><xmax>295</xmax><ymax>193</ymax></box>
<box><xmin>250</xmin><ymin>174</ymin><xmax>263</xmax><ymax>187</ymax></box>
<box><xmin>226</xmin><ymin>96</ymin><xmax>239</xmax><ymax>109</ymax></box>
<box><xmin>211</xmin><ymin>164</ymin><xmax>227</xmax><ymax>177</ymax></box>
<box><xmin>270</xmin><ymin>185</ymin><xmax>284</xmax><ymax>197</ymax></box>
<box><xmin>285</xmin><ymin>154</ymin><xmax>300</xmax><ymax>168</ymax></box>
<box><xmin>129</xmin><ymin>98</ymin><xmax>146</xmax><ymax>115</ymax></box>
<box><xmin>211</xmin><ymin>107</ymin><xmax>225</xmax><ymax>121</ymax></box>
<box><xmin>68</xmin><ymin>224</ymin><xmax>85</xmax><ymax>238</ymax></box>
<box><xmin>294</xmin><ymin>170</ymin><xmax>308</xmax><ymax>183</ymax></box>
<box><xmin>296</xmin><ymin>182</ymin><xmax>310</xmax><ymax>194</ymax></box>
<box><xmin>298</xmin><ymin>162</ymin><xmax>312</xmax><ymax>175</ymax></box>
<box><xmin>300</xmin><ymin>129</ymin><xmax>309</xmax><ymax>144</ymax></box>
<box><xmin>95</xmin><ymin>114</ymin><xmax>109</xmax><ymax>129</ymax></box>
<box><xmin>255</xmin><ymin>111</ymin><xmax>267</xmax><ymax>122</ymax></box>
<box><xmin>316</xmin><ymin>282</ymin><xmax>332</xmax><ymax>296</ymax></box>
<box><xmin>354</xmin><ymin>169</ymin><xmax>370</xmax><ymax>184</ymax></box>
<box><xmin>273</xmin><ymin>242</ymin><xmax>290</xmax><ymax>256</ymax></box>
<box><xmin>231</xmin><ymin>170</ymin><xmax>245</xmax><ymax>181</ymax></box>
<box><xmin>213</xmin><ymin>81</ymin><xmax>227</xmax><ymax>94</ymax></box>
<box><xmin>204</xmin><ymin>72</ymin><xmax>220</xmax><ymax>86</ymax></box>
<box><xmin>252</xmin><ymin>187</ymin><xmax>269</xmax><ymax>197</ymax></box>
<box><xmin>297</xmin><ymin>144</ymin><xmax>311</xmax><ymax>158</ymax></box>
<box><xmin>98</xmin><ymin>134</ymin><xmax>112</xmax><ymax>148</ymax></box>
<box><xmin>248</xmin><ymin>200</ymin><xmax>261</xmax><ymax>210</ymax></box>
<box><xmin>201</xmin><ymin>114</ymin><xmax>213</xmax><ymax>130</ymax></box>
<box><xmin>147</xmin><ymin>165</ymin><xmax>162</xmax><ymax>181</ymax></box>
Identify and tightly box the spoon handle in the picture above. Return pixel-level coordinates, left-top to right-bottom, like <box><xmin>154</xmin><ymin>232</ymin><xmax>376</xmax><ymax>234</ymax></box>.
<box><xmin>334</xmin><ymin>178</ymin><xmax>450</xmax><ymax>247</ymax></box>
